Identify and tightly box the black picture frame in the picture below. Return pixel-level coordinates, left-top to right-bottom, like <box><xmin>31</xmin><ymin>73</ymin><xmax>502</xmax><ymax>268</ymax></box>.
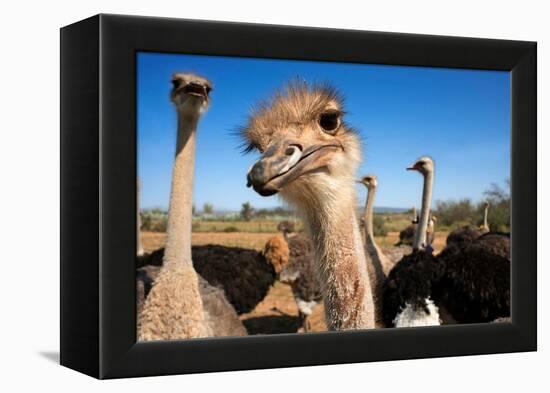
<box><xmin>60</xmin><ymin>14</ymin><xmax>537</xmax><ymax>379</ymax></box>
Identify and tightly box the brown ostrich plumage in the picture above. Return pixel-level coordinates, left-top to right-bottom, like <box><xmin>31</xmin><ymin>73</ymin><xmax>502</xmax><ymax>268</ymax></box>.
<box><xmin>263</xmin><ymin>228</ymin><xmax>323</xmax><ymax>329</ymax></box>
<box><xmin>263</xmin><ymin>235</ymin><xmax>289</xmax><ymax>274</ymax></box>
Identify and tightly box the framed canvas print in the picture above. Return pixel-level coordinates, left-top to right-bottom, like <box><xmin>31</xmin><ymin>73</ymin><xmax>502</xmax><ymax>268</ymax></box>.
<box><xmin>60</xmin><ymin>14</ymin><xmax>536</xmax><ymax>379</ymax></box>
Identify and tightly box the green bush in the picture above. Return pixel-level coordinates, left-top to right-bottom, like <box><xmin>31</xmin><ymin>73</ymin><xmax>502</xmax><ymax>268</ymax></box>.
<box><xmin>223</xmin><ymin>226</ymin><xmax>240</xmax><ymax>233</ymax></box>
<box><xmin>373</xmin><ymin>215</ymin><xmax>388</xmax><ymax>237</ymax></box>
<box><xmin>240</xmin><ymin>202</ymin><xmax>254</xmax><ymax>221</ymax></box>
<box><xmin>433</xmin><ymin>180</ymin><xmax>510</xmax><ymax>232</ymax></box>
<box><xmin>150</xmin><ymin>219</ymin><xmax>167</xmax><ymax>232</ymax></box>
<box><xmin>434</xmin><ymin>198</ymin><xmax>476</xmax><ymax>227</ymax></box>
<box><xmin>140</xmin><ymin>208</ymin><xmax>169</xmax><ymax>232</ymax></box>
<box><xmin>483</xmin><ymin>182</ymin><xmax>510</xmax><ymax>232</ymax></box>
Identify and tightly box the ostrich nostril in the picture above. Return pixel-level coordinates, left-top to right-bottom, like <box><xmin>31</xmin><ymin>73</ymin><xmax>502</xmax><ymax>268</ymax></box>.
<box><xmin>285</xmin><ymin>144</ymin><xmax>303</xmax><ymax>155</ymax></box>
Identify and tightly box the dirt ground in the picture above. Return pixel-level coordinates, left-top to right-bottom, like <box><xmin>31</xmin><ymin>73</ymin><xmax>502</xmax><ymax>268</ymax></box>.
<box><xmin>140</xmin><ymin>230</ymin><xmax>449</xmax><ymax>334</ymax></box>
<box><xmin>142</xmin><ymin>231</ymin><xmax>276</xmax><ymax>252</ymax></box>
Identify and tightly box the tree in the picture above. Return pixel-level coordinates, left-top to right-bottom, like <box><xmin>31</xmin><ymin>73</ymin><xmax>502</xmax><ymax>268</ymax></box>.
<box><xmin>434</xmin><ymin>198</ymin><xmax>476</xmax><ymax>227</ymax></box>
<box><xmin>192</xmin><ymin>204</ymin><xmax>196</xmax><ymax>216</ymax></box>
<box><xmin>203</xmin><ymin>202</ymin><xmax>214</xmax><ymax>214</ymax></box>
<box><xmin>483</xmin><ymin>180</ymin><xmax>510</xmax><ymax>232</ymax></box>
<box><xmin>240</xmin><ymin>202</ymin><xmax>254</xmax><ymax>221</ymax></box>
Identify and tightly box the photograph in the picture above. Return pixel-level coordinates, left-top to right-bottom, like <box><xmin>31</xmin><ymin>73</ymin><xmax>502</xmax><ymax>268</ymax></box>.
<box><xmin>135</xmin><ymin>52</ymin><xmax>511</xmax><ymax>340</ymax></box>
<box><xmin>0</xmin><ymin>0</ymin><xmax>542</xmax><ymax>388</ymax></box>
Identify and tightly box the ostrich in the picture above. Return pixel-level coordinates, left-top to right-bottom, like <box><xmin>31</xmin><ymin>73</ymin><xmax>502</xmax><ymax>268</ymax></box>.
<box><xmin>480</xmin><ymin>200</ymin><xmax>490</xmax><ymax>232</ymax></box>
<box><xmin>357</xmin><ymin>174</ymin><xmax>395</xmax><ymax>326</ymax></box>
<box><xmin>426</xmin><ymin>213</ymin><xmax>437</xmax><ymax>251</ymax></box>
<box><xmin>138</xmin><ymin>73</ymin><xmax>246</xmax><ymax>340</ymax></box>
<box><xmin>445</xmin><ymin>201</ymin><xmax>494</xmax><ymax>247</ymax></box>
<box><xmin>358</xmin><ymin>175</ymin><xmax>393</xmax><ymax>273</ymax></box>
<box><xmin>459</xmin><ymin>200</ymin><xmax>510</xmax><ymax>258</ymax></box>
<box><xmin>446</xmin><ymin>224</ymin><xmax>484</xmax><ymax>247</ymax></box>
<box><xmin>382</xmin><ymin>157</ymin><xmax>442</xmax><ymax>327</ymax></box>
<box><xmin>264</xmin><ymin>221</ymin><xmax>322</xmax><ymax>332</ymax></box>
<box><xmin>382</xmin><ymin>157</ymin><xmax>510</xmax><ymax>327</ymax></box>
<box><xmin>244</xmin><ymin>81</ymin><xmax>376</xmax><ymax>330</ymax></box>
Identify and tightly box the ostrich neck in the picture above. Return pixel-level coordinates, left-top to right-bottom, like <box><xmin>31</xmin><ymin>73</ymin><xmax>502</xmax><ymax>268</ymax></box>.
<box><xmin>414</xmin><ymin>171</ymin><xmax>433</xmax><ymax>250</ymax></box>
<box><xmin>303</xmin><ymin>187</ymin><xmax>375</xmax><ymax>330</ymax></box>
<box><xmin>163</xmin><ymin>112</ymin><xmax>200</xmax><ymax>268</ymax></box>
<box><xmin>363</xmin><ymin>186</ymin><xmax>387</xmax><ymax>285</ymax></box>
<box><xmin>484</xmin><ymin>205</ymin><xmax>489</xmax><ymax>228</ymax></box>
<box><xmin>364</xmin><ymin>186</ymin><xmax>376</xmax><ymax>239</ymax></box>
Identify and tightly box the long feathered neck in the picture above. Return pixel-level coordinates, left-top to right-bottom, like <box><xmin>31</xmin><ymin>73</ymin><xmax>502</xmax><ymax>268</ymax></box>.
<box><xmin>363</xmin><ymin>185</ymin><xmax>387</xmax><ymax>279</ymax></box>
<box><xmin>483</xmin><ymin>204</ymin><xmax>489</xmax><ymax>229</ymax></box>
<box><xmin>413</xmin><ymin>170</ymin><xmax>433</xmax><ymax>250</ymax></box>
<box><xmin>364</xmin><ymin>185</ymin><xmax>376</xmax><ymax>239</ymax></box>
<box><xmin>163</xmin><ymin>111</ymin><xmax>200</xmax><ymax>268</ymax></box>
<box><xmin>299</xmin><ymin>180</ymin><xmax>375</xmax><ymax>330</ymax></box>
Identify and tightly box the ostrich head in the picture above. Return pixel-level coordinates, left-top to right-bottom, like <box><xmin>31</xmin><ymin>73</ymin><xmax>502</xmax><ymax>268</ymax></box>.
<box><xmin>277</xmin><ymin>220</ymin><xmax>296</xmax><ymax>234</ymax></box>
<box><xmin>170</xmin><ymin>72</ymin><xmax>213</xmax><ymax>114</ymax></box>
<box><xmin>406</xmin><ymin>156</ymin><xmax>434</xmax><ymax>176</ymax></box>
<box><xmin>484</xmin><ymin>200</ymin><xmax>490</xmax><ymax>208</ymax></box>
<box><xmin>243</xmin><ymin>81</ymin><xmax>361</xmax><ymax>209</ymax></box>
<box><xmin>358</xmin><ymin>174</ymin><xmax>378</xmax><ymax>191</ymax></box>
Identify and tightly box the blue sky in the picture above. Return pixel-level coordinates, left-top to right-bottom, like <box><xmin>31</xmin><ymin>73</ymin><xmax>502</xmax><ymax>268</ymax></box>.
<box><xmin>137</xmin><ymin>52</ymin><xmax>510</xmax><ymax>211</ymax></box>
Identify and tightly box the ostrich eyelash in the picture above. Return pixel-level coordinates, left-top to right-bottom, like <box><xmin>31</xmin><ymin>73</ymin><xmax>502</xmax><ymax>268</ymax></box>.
<box><xmin>240</xmin><ymin>142</ymin><xmax>262</xmax><ymax>155</ymax></box>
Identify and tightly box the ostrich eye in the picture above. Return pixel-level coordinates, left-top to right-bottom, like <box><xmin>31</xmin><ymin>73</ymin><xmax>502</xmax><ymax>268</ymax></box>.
<box><xmin>319</xmin><ymin>110</ymin><xmax>341</xmax><ymax>134</ymax></box>
<box><xmin>172</xmin><ymin>79</ymin><xmax>182</xmax><ymax>89</ymax></box>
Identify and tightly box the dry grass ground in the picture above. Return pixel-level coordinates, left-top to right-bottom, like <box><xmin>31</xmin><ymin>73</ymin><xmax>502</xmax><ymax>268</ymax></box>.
<box><xmin>192</xmin><ymin>219</ymin><xmax>304</xmax><ymax>233</ymax></box>
<box><xmin>140</xmin><ymin>227</ymin><xmax>449</xmax><ymax>335</ymax></box>
<box><xmin>141</xmin><ymin>231</ymin><xmax>276</xmax><ymax>251</ymax></box>
<box><xmin>378</xmin><ymin>231</ymin><xmax>448</xmax><ymax>253</ymax></box>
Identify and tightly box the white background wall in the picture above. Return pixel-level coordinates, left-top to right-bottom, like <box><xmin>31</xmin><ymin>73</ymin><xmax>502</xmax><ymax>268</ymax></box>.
<box><xmin>0</xmin><ymin>0</ymin><xmax>546</xmax><ymax>390</ymax></box>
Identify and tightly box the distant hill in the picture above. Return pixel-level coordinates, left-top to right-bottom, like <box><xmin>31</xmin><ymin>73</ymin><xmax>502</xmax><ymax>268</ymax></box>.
<box><xmin>374</xmin><ymin>206</ymin><xmax>409</xmax><ymax>214</ymax></box>
<box><xmin>143</xmin><ymin>206</ymin><xmax>409</xmax><ymax>216</ymax></box>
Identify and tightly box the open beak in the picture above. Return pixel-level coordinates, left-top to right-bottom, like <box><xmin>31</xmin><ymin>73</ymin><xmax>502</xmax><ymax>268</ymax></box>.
<box><xmin>182</xmin><ymin>82</ymin><xmax>210</xmax><ymax>100</ymax></box>
<box><xmin>246</xmin><ymin>140</ymin><xmax>342</xmax><ymax>196</ymax></box>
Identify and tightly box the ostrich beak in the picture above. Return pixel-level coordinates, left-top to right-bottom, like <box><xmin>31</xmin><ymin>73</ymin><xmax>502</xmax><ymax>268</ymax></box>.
<box><xmin>246</xmin><ymin>143</ymin><xmax>303</xmax><ymax>196</ymax></box>
<box><xmin>183</xmin><ymin>82</ymin><xmax>210</xmax><ymax>100</ymax></box>
<box><xmin>247</xmin><ymin>139</ymin><xmax>342</xmax><ymax>196</ymax></box>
